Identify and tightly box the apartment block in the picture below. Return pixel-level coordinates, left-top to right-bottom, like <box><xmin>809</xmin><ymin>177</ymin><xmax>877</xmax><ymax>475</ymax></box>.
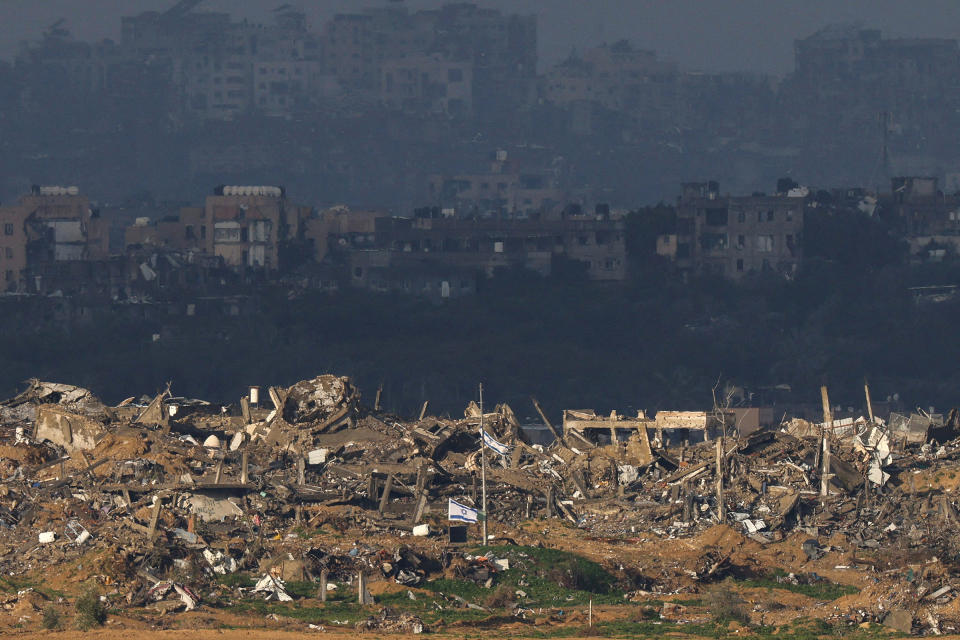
<box><xmin>350</xmin><ymin>212</ymin><xmax>627</xmax><ymax>282</ymax></box>
<box><xmin>427</xmin><ymin>150</ymin><xmax>565</xmax><ymax>218</ymax></box>
<box><xmin>670</xmin><ymin>182</ymin><xmax>804</xmax><ymax>279</ymax></box>
<box><xmin>0</xmin><ymin>186</ymin><xmax>109</xmax><ymax>291</ymax></box>
<box><xmin>201</xmin><ymin>186</ymin><xmax>307</xmax><ymax>271</ymax></box>
<box><xmin>380</xmin><ymin>53</ymin><xmax>473</xmax><ymax>117</ymax></box>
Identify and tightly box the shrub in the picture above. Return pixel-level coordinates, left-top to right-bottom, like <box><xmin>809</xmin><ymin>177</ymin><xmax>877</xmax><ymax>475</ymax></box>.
<box><xmin>42</xmin><ymin>605</ymin><xmax>61</xmax><ymax>630</ymax></box>
<box><xmin>704</xmin><ymin>583</ymin><xmax>750</xmax><ymax>626</ymax></box>
<box><xmin>74</xmin><ymin>586</ymin><xmax>107</xmax><ymax>630</ymax></box>
<box><xmin>544</xmin><ymin>557</ymin><xmax>611</xmax><ymax>593</ymax></box>
<box><xmin>484</xmin><ymin>584</ymin><xmax>515</xmax><ymax>609</ymax></box>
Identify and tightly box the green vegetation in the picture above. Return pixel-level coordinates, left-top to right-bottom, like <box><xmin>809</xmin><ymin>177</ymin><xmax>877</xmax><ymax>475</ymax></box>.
<box><xmin>220</xmin><ymin>546</ymin><xmax>622</xmax><ymax>628</ymax></box>
<box><xmin>227</xmin><ymin>599</ymin><xmax>368</xmax><ymax>626</ymax></box>
<box><xmin>704</xmin><ymin>583</ymin><xmax>751</xmax><ymax>625</ymax></box>
<box><xmin>522</xmin><ymin>617</ymin><xmax>901</xmax><ymax>639</ymax></box>
<box><xmin>41</xmin><ymin>604</ymin><xmax>62</xmax><ymax>630</ymax></box>
<box><xmin>74</xmin><ymin>584</ymin><xmax>107</xmax><ymax>630</ymax></box>
<box><xmin>758</xmin><ymin>618</ymin><xmax>903</xmax><ymax>640</ymax></box>
<box><xmin>737</xmin><ymin>571</ymin><xmax>859</xmax><ymax>600</ymax></box>
<box><xmin>0</xmin><ymin>575</ymin><xmax>67</xmax><ymax>604</ymax></box>
<box><xmin>421</xmin><ymin>577</ymin><xmax>487</xmax><ymax>601</ymax></box>
<box><xmin>206</xmin><ymin>559</ymin><xmax>876</xmax><ymax>640</ymax></box>
<box><xmin>419</xmin><ymin>545</ymin><xmax>622</xmax><ymax>609</ymax></box>
<box><xmin>477</xmin><ymin>545</ymin><xmax>617</xmax><ymax>594</ymax></box>
<box><xmin>290</xmin><ymin>525</ymin><xmax>328</xmax><ymax>539</ymax></box>
<box><xmin>217</xmin><ymin>572</ymin><xmax>255</xmax><ymax>589</ymax></box>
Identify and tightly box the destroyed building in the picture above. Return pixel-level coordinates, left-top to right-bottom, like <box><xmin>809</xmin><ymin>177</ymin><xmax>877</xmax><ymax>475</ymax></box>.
<box><xmin>2</xmin><ymin>374</ymin><xmax>960</xmax><ymax>634</ymax></box>
<box><xmin>0</xmin><ymin>186</ymin><xmax>110</xmax><ymax>292</ymax></box>
<box><xmin>660</xmin><ymin>181</ymin><xmax>805</xmax><ymax>280</ymax></box>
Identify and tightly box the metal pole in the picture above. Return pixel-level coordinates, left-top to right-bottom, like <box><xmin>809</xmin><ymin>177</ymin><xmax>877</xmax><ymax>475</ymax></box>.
<box><xmin>715</xmin><ymin>437</ymin><xmax>725</xmax><ymax>522</ymax></box>
<box><xmin>480</xmin><ymin>383</ymin><xmax>488</xmax><ymax>546</ymax></box>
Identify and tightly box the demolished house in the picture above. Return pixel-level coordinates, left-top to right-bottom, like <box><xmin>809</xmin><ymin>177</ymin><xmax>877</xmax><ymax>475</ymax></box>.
<box><xmin>2</xmin><ymin>377</ymin><xmax>960</xmax><ymax>634</ymax></box>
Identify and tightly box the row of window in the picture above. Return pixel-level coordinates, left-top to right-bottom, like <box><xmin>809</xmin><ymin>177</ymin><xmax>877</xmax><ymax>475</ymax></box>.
<box><xmin>196</xmin><ymin>75</ymin><xmax>246</xmax><ymax>86</ymax></box>
<box><xmin>213</xmin><ymin>221</ymin><xmax>273</xmax><ymax>244</ymax></box>
<box><xmin>388</xmin><ymin>232</ymin><xmax>620</xmax><ymax>252</ymax></box>
<box><xmin>700</xmin><ymin>233</ymin><xmax>795</xmax><ymax>252</ymax></box>
<box><xmin>585</xmin><ymin>258</ymin><xmax>622</xmax><ymax>271</ymax></box>
<box><xmin>701</xmin><ymin>207</ymin><xmax>797</xmax><ymax>226</ymax></box>
<box><xmin>258</xmin><ymin>67</ymin><xmax>305</xmax><ymax>76</ymax></box>
<box><xmin>706</xmin><ymin>258</ymin><xmax>796</xmax><ymax>274</ymax></box>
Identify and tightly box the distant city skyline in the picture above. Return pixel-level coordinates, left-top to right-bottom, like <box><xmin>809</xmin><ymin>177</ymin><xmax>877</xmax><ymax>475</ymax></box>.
<box><xmin>2</xmin><ymin>0</ymin><xmax>960</xmax><ymax>74</ymax></box>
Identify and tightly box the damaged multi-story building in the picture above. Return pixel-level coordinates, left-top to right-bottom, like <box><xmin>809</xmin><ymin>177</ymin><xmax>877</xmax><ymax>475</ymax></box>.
<box><xmin>338</xmin><ymin>207</ymin><xmax>627</xmax><ymax>298</ymax></box>
<box><xmin>658</xmin><ymin>181</ymin><xmax>805</xmax><ymax>279</ymax></box>
<box><xmin>125</xmin><ymin>185</ymin><xmax>313</xmax><ymax>274</ymax></box>
<box><xmin>426</xmin><ymin>149</ymin><xmax>567</xmax><ymax>219</ymax></box>
<box><xmin>0</xmin><ymin>186</ymin><xmax>109</xmax><ymax>291</ymax></box>
<box><xmin>881</xmin><ymin>176</ymin><xmax>960</xmax><ymax>261</ymax></box>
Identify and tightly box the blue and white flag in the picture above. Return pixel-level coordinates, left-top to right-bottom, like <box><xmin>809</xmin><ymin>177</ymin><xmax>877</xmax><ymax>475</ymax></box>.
<box><xmin>482</xmin><ymin>429</ymin><xmax>511</xmax><ymax>456</ymax></box>
<box><xmin>448</xmin><ymin>498</ymin><xmax>479</xmax><ymax>523</ymax></box>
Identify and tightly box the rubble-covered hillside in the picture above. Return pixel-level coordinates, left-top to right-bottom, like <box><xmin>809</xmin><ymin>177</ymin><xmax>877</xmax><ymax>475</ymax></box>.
<box><xmin>2</xmin><ymin>375</ymin><xmax>960</xmax><ymax>637</ymax></box>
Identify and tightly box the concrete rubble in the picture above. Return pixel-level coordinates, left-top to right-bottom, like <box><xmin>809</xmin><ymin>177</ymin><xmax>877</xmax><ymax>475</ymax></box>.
<box><xmin>2</xmin><ymin>377</ymin><xmax>960</xmax><ymax>634</ymax></box>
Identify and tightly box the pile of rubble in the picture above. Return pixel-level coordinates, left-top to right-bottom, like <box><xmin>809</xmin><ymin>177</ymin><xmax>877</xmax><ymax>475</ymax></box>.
<box><xmin>2</xmin><ymin>376</ymin><xmax>960</xmax><ymax>634</ymax></box>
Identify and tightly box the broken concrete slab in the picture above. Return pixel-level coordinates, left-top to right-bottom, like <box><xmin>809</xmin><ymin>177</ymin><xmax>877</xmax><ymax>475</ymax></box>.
<box><xmin>34</xmin><ymin>405</ymin><xmax>105</xmax><ymax>451</ymax></box>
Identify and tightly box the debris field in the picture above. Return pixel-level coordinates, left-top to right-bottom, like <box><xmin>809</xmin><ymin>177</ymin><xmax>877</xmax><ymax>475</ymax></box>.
<box><xmin>2</xmin><ymin>376</ymin><xmax>960</xmax><ymax>636</ymax></box>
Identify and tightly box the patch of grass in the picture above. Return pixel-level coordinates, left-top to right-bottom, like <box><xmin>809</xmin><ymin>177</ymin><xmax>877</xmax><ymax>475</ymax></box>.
<box><xmin>290</xmin><ymin>526</ymin><xmax>327</xmax><ymax>540</ymax></box>
<box><xmin>526</xmin><ymin>619</ymin><xmax>725</xmax><ymax>638</ymax></box>
<box><xmin>477</xmin><ymin>545</ymin><xmax>617</xmax><ymax>595</ymax></box>
<box><xmin>759</xmin><ymin>617</ymin><xmax>905</xmax><ymax>640</ymax></box>
<box><xmin>285</xmin><ymin>580</ymin><xmax>319</xmax><ymax>598</ymax></box>
<box><xmin>416</xmin><ymin>551</ymin><xmax>660</xmax><ymax>632</ymax></box>
<box><xmin>217</xmin><ymin>572</ymin><xmax>255</xmax><ymax>589</ymax></box>
<box><xmin>0</xmin><ymin>575</ymin><xmax>66</xmax><ymax>602</ymax></box>
<box><xmin>74</xmin><ymin>584</ymin><xmax>107</xmax><ymax>630</ymax></box>
<box><xmin>375</xmin><ymin>586</ymin><xmax>498</xmax><ymax>625</ymax></box>
<box><xmin>0</xmin><ymin>575</ymin><xmax>35</xmax><ymax>593</ymax></box>
<box><xmin>673</xmin><ymin>597</ymin><xmax>705</xmax><ymax>606</ymax></box>
<box><xmin>634</xmin><ymin>598</ymin><xmax>664</xmax><ymax>608</ymax></box>
<box><xmin>226</xmin><ymin>599</ymin><xmax>368</xmax><ymax>626</ymax></box>
<box><xmin>420</xmin><ymin>546</ymin><xmax>624</xmax><ymax>614</ymax></box>
<box><xmin>422</xmin><ymin>577</ymin><xmax>487</xmax><ymax>600</ymax></box>
<box><xmin>426</xmin><ymin>607</ymin><xmax>499</xmax><ymax>625</ymax></box>
<box><xmin>739</xmin><ymin>570</ymin><xmax>859</xmax><ymax>600</ymax></box>
<box><xmin>224</xmin><ymin>581</ymin><xmax>373</xmax><ymax>626</ymax></box>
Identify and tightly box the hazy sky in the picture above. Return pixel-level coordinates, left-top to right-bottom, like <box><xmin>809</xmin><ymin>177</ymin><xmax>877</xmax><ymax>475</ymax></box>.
<box><xmin>2</xmin><ymin>0</ymin><xmax>960</xmax><ymax>74</ymax></box>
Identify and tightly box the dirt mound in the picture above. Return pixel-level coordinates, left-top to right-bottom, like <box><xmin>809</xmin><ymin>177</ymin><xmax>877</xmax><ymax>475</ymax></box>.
<box><xmin>0</xmin><ymin>443</ymin><xmax>51</xmax><ymax>466</ymax></box>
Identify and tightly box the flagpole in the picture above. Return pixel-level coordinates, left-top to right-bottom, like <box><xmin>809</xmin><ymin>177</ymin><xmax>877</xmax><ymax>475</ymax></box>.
<box><xmin>479</xmin><ymin>383</ymin><xmax>487</xmax><ymax>546</ymax></box>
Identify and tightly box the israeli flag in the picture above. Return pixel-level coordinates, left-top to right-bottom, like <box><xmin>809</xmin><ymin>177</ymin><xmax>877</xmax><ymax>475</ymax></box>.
<box><xmin>482</xmin><ymin>429</ymin><xmax>511</xmax><ymax>456</ymax></box>
<box><xmin>448</xmin><ymin>498</ymin><xmax>479</xmax><ymax>523</ymax></box>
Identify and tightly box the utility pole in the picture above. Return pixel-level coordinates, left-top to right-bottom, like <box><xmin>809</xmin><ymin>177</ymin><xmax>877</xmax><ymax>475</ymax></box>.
<box><xmin>479</xmin><ymin>383</ymin><xmax>488</xmax><ymax>546</ymax></box>
<box><xmin>821</xmin><ymin>435</ymin><xmax>832</xmax><ymax>499</ymax></box>
<box><xmin>820</xmin><ymin>384</ymin><xmax>833</xmax><ymax>500</ymax></box>
<box><xmin>715</xmin><ymin>437</ymin><xmax>725</xmax><ymax>522</ymax></box>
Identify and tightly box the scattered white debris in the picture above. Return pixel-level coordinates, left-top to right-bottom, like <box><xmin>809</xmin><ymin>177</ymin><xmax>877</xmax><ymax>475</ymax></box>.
<box><xmin>253</xmin><ymin>574</ymin><xmax>293</xmax><ymax>601</ymax></box>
